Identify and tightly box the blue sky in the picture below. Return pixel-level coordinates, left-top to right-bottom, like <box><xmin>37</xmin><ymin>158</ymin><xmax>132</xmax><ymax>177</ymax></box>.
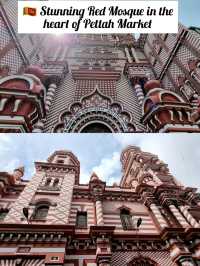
<box><xmin>179</xmin><ymin>0</ymin><xmax>200</xmax><ymax>27</ymax></box>
<box><xmin>0</xmin><ymin>134</ymin><xmax>199</xmax><ymax>190</ymax></box>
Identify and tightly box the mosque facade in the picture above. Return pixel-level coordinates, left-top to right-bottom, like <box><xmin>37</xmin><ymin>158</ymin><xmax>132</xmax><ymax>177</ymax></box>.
<box><xmin>0</xmin><ymin>1</ymin><xmax>200</xmax><ymax>132</ymax></box>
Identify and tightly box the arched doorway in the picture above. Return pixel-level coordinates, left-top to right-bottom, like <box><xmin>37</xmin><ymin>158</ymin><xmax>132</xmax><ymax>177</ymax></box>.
<box><xmin>81</xmin><ymin>122</ymin><xmax>112</xmax><ymax>133</ymax></box>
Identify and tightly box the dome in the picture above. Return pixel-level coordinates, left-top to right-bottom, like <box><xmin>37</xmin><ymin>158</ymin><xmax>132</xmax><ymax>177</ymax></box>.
<box><xmin>144</xmin><ymin>80</ymin><xmax>161</xmax><ymax>93</ymax></box>
<box><xmin>25</xmin><ymin>65</ymin><xmax>45</xmax><ymax>82</ymax></box>
<box><xmin>143</xmin><ymin>89</ymin><xmax>185</xmax><ymax>114</ymax></box>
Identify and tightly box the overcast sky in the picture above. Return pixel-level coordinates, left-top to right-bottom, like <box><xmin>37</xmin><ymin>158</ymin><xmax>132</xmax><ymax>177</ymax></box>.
<box><xmin>0</xmin><ymin>134</ymin><xmax>199</xmax><ymax>190</ymax></box>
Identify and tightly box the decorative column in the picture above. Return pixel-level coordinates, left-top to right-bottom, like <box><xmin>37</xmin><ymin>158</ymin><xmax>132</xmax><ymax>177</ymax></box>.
<box><xmin>149</xmin><ymin>203</ymin><xmax>168</xmax><ymax>229</ymax></box>
<box><xmin>179</xmin><ymin>205</ymin><xmax>200</xmax><ymax>228</ymax></box>
<box><xmin>167</xmin><ymin>201</ymin><xmax>190</xmax><ymax>228</ymax></box>
<box><xmin>131</xmin><ymin>47</ymin><xmax>139</xmax><ymax>63</ymax></box>
<box><xmin>125</xmin><ymin>47</ymin><xmax>133</xmax><ymax>63</ymax></box>
<box><xmin>89</xmin><ymin>172</ymin><xmax>106</xmax><ymax>226</ymax></box>
<box><xmin>33</xmin><ymin>82</ymin><xmax>57</xmax><ymax>132</ymax></box>
<box><xmin>134</xmin><ymin>83</ymin><xmax>145</xmax><ymax>106</ymax></box>
<box><xmin>143</xmin><ymin>193</ymin><xmax>168</xmax><ymax>230</ymax></box>
<box><xmin>168</xmin><ymin>238</ymin><xmax>195</xmax><ymax>266</ymax></box>
<box><xmin>96</xmin><ymin>200</ymin><xmax>104</xmax><ymax>225</ymax></box>
<box><xmin>96</xmin><ymin>237</ymin><xmax>112</xmax><ymax>266</ymax></box>
<box><xmin>45</xmin><ymin>83</ymin><xmax>57</xmax><ymax>113</ymax></box>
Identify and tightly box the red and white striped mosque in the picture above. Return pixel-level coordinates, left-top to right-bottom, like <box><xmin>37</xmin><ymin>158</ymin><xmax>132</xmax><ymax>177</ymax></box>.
<box><xmin>1</xmin><ymin>1</ymin><xmax>200</xmax><ymax>132</ymax></box>
<box><xmin>0</xmin><ymin>146</ymin><xmax>200</xmax><ymax>266</ymax></box>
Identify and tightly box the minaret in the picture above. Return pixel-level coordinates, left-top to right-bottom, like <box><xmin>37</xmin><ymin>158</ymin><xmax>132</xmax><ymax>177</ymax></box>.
<box><xmin>4</xmin><ymin>150</ymin><xmax>80</xmax><ymax>224</ymax></box>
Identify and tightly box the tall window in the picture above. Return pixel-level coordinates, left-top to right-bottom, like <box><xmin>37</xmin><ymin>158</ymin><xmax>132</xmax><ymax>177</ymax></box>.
<box><xmin>32</xmin><ymin>204</ymin><xmax>49</xmax><ymax>220</ymax></box>
<box><xmin>120</xmin><ymin>209</ymin><xmax>133</xmax><ymax>230</ymax></box>
<box><xmin>76</xmin><ymin>212</ymin><xmax>87</xmax><ymax>228</ymax></box>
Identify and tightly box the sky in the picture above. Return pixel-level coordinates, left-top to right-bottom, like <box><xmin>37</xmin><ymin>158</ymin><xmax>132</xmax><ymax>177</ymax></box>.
<box><xmin>0</xmin><ymin>134</ymin><xmax>199</xmax><ymax>190</ymax></box>
<box><xmin>179</xmin><ymin>0</ymin><xmax>200</xmax><ymax>28</ymax></box>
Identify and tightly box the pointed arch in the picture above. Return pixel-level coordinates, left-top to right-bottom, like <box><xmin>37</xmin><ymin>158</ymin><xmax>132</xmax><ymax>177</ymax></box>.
<box><xmin>53</xmin><ymin>86</ymin><xmax>137</xmax><ymax>133</ymax></box>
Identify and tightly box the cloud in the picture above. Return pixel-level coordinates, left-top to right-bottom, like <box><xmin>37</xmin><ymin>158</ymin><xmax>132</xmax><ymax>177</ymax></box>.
<box><xmin>92</xmin><ymin>151</ymin><xmax>121</xmax><ymax>185</ymax></box>
<box><xmin>0</xmin><ymin>134</ymin><xmax>199</xmax><ymax>190</ymax></box>
<box><xmin>0</xmin><ymin>135</ymin><xmax>20</xmax><ymax>174</ymax></box>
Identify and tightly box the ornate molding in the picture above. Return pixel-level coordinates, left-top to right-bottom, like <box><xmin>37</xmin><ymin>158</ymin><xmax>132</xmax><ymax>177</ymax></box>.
<box><xmin>53</xmin><ymin>86</ymin><xmax>137</xmax><ymax>133</ymax></box>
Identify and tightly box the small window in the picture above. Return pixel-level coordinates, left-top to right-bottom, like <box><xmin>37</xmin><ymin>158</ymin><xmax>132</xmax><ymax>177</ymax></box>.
<box><xmin>120</xmin><ymin>209</ymin><xmax>134</xmax><ymax>230</ymax></box>
<box><xmin>53</xmin><ymin>178</ymin><xmax>59</xmax><ymax>188</ymax></box>
<box><xmin>32</xmin><ymin>204</ymin><xmax>49</xmax><ymax>220</ymax></box>
<box><xmin>45</xmin><ymin>178</ymin><xmax>51</xmax><ymax>186</ymax></box>
<box><xmin>76</xmin><ymin>211</ymin><xmax>87</xmax><ymax>228</ymax></box>
<box><xmin>0</xmin><ymin>210</ymin><xmax>8</xmax><ymax>221</ymax></box>
<box><xmin>51</xmin><ymin>256</ymin><xmax>59</xmax><ymax>261</ymax></box>
<box><xmin>56</xmin><ymin>159</ymin><xmax>64</xmax><ymax>164</ymax></box>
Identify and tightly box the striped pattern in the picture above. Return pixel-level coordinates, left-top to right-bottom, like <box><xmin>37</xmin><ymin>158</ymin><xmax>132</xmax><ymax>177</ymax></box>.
<box><xmin>116</xmin><ymin>75</ymin><xmax>146</xmax><ymax>131</ymax></box>
<box><xmin>179</xmin><ymin>206</ymin><xmax>200</xmax><ymax>228</ymax></box>
<box><xmin>96</xmin><ymin>200</ymin><xmax>104</xmax><ymax>225</ymax></box>
<box><xmin>0</xmin><ymin>259</ymin><xmax>44</xmax><ymax>266</ymax></box>
<box><xmin>68</xmin><ymin>202</ymin><xmax>95</xmax><ymax>227</ymax></box>
<box><xmin>103</xmin><ymin>213</ymin><xmax>158</xmax><ymax>234</ymax></box>
<box><xmin>168</xmin><ymin>204</ymin><xmax>190</xmax><ymax>228</ymax></box>
<box><xmin>134</xmin><ymin>84</ymin><xmax>144</xmax><ymax>106</ymax></box>
<box><xmin>4</xmin><ymin>172</ymin><xmax>45</xmax><ymax>223</ymax></box>
<box><xmin>52</xmin><ymin>172</ymin><xmax>75</xmax><ymax>224</ymax></box>
<box><xmin>111</xmin><ymin>251</ymin><xmax>175</xmax><ymax>266</ymax></box>
<box><xmin>0</xmin><ymin>2</ymin><xmax>43</xmax><ymax>71</ymax></box>
<box><xmin>185</xmin><ymin>30</ymin><xmax>200</xmax><ymax>54</ymax></box>
<box><xmin>150</xmin><ymin>204</ymin><xmax>168</xmax><ymax>229</ymax></box>
<box><xmin>44</xmin><ymin>74</ymin><xmax>76</xmax><ymax>132</ymax></box>
<box><xmin>45</xmin><ymin>83</ymin><xmax>57</xmax><ymax>113</ymax></box>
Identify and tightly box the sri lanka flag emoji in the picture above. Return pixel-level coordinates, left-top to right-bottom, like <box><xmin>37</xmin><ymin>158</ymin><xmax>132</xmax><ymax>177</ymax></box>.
<box><xmin>23</xmin><ymin>7</ymin><xmax>37</xmax><ymax>16</ymax></box>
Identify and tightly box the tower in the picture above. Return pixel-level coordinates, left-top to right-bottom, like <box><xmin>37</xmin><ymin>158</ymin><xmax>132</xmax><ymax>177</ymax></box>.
<box><xmin>4</xmin><ymin>150</ymin><xmax>80</xmax><ymax>224</ymax></box>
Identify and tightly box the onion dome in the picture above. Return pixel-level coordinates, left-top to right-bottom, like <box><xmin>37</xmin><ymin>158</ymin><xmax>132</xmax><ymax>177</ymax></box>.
<box><xmin>24</xmin><ymin>65</ymin><xmax>45</xmax><ymax>82</ymax></box>
<box><xmin>144</xmin><ymin>80</ymin><xmax>161</xmax><ymax>94</ymax></box>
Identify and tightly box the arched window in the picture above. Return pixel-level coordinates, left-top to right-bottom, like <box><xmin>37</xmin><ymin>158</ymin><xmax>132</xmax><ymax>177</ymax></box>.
<box><xmin>120</xmin><ymin>209</ymin><xmax>133</xmax><ymax>230</ymax></box>
<box><xmin>32</xmin><ymin>203</ymin><xmax>49</xmax><ymax>220</ymax></box>
<box><xmin>128</xmin><ymin>257</ymin><xmax>157</xmax><ymax>266</ymax></box>
<box><xmin>53</xmin><ymin>178</ymin><xmax>59</xmax><ymax>188</ymax></box>
<box><xmin>45</xmin><ymin>178</ymin><xmax>51</xmax><ymax>186</ymax></box>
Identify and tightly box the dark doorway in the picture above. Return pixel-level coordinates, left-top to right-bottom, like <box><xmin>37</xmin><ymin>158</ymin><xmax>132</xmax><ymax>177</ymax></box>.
<box><xmin>81</xmin><ymin>123</ymin><xmax>112</xmax><ymax>133</ymax></box>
